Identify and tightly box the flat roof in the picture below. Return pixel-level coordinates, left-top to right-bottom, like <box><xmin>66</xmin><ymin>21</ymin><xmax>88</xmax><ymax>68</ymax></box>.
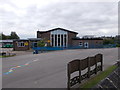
<box><xmin>0</xmin><ymin>40</ymin><xmax>13</xmax><ymax>43</ymax></box>
<box><xmin>28</xmin><ymin>38</ymin><xmax>41</xmax><ymax>40</ymax></box>
<box><xmin>13</xmin><ymin>39</ymin><xmax>29</xmax><ymax>41</ymax></box>
<box><xmin>72</xmin><ymin>37</ymin><xmax>103</xmax><ymax>40</ymax></box>
<box><xmin>13</xmin><ymin>38</ymin><xmax>42</xmax><ymax>41</ymax></box>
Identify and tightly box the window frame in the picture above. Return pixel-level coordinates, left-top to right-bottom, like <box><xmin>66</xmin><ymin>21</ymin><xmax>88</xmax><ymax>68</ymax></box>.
<box><xmin>79</xmin><ymin>42</ymin><xmax>83</xmax><ymax>46</ymax></box>
<box><xmin>17</xmin><ymin>42</ymin><xmax>25</xmax><ymax>47</ymax></box>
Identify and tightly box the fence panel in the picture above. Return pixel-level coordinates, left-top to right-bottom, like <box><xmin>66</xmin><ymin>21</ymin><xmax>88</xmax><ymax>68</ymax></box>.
<box><xmin>67</xmin><ymin>59</ymin><xmax>80</xmax><ymax>88</ymax></box>
<box><xmin>89</xmin><ymin>57</ymin><xmax>96</xmax><ymax>67</ymax></box>
<box><xmin>89</xmin><ymin>56</ymin><xmax>96</xmax><ymax>76</ymax></box>
<box><xmin>67</xmin><ymin>54</ymin><xmax>103</xmax><ymax>89</ymax></box>
<box><xmin>95</xmin><ymin>54</ymin><xmax>103</xmax><ymax>71</ymax></box>
<box><xmin>80</xmin><ymin>57</ymin><xmax>89</xmax><ymax>80</ymax></box>
<box><xmin>80</xmin><ymin>57</ymin><xmax>88</xmax><ymax>70</ymax></box>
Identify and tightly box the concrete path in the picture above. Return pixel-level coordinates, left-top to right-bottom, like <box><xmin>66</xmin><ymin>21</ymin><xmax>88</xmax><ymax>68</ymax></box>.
<box><xmin>2</xmin><ymin>48</ymin><xmax>118</xmax><ymax>88</ymax></box>
<box><xmin>0</xmin><ymin>48</ymin><xmax>32</xmax><ymax>56</ymax></box>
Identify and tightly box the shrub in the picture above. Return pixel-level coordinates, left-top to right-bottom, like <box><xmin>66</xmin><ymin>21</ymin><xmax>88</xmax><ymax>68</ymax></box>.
<box><xmin>37</xmin><ymin>40</ymin><xmax>45</xmax><ymax>47</ymax></box>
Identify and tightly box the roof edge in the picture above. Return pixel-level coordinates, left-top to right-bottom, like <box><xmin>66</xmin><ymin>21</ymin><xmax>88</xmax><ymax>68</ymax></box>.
<box><xmin>37</xmin><ymin>28</ymin><xmax>78</xmax><ymax>34</ymax></box>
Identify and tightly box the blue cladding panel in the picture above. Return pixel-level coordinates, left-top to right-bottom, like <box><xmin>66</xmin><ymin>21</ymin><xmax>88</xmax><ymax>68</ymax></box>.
<box><xmin>33</xmin><ymin>47</ymin><xmax>64</xmax><ymax>51</ymax></box>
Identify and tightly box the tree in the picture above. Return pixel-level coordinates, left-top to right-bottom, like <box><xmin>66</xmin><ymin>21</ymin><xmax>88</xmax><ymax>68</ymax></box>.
<box><xmin>103</xmin><ymin>39</ymin><xmax>114</xmax><ymax>45</ymax></box>
<box><xmin>0</xmin><ymin>33</ymin><xmax>7</xmax><ymax>40</ymax></box>
<box><xmin>37</xmin><ymin>40</ymin><xmax>45</xmax><ymax>47</ymax></box>
<box><xmin>9</xmin><ymin>32</ymin><xmax>20</xmax><ymax>39</ymax></box>
<box><xmin>0</xmin><ymin>32</ymin><xmax>20</xmax><ymax>40</ymax></box>
<box><xmin>116</xmin><ymin>43</ymin><xmax>120</xmax><ymax>47</ymax></box>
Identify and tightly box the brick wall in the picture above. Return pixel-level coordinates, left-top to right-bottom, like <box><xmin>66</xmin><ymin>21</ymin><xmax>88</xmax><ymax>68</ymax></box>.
<box><xmin>68</xmin><ymin>32</ymin><xmax>77</xmax><ymax>47</ymax></box>
<box><xmin>72</xmin><ymin>39</ymin><xmax>103</xmax><ymax>48</ymax></box>
<box><xmin>13</xmin><ymin>40</ymin><xmax>30</xmax><ymax>51</ymax></box>
<box><xmin>37</xmin><ymin>31</ymin><xmax>50</xmax><ymax>41</ymax></box>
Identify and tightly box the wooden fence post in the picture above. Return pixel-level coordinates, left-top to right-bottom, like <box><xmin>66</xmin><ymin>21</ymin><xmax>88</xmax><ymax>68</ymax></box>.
<box><xmin>88</xmin><ymin>57</ymin><xmax>90</xmax><ymax>78</ymax></box>
<box><xmin>67</xmin><ymin>63</ymin><xmax>70</xmax><ymax>89</ymax></box>
<box><xmin>101</xmin><ymin>54</ymin><xmax>103</xmax><ymax>71</ymax></box>
<box><xmin>79</xmin><ymin>60</ymin><xmax>81</xmax><ymax>83</ymax></box>
<box><xmin>95</xmin><ymin>55</ymin><xmax>97</xmax><ymax>74</ymax></box>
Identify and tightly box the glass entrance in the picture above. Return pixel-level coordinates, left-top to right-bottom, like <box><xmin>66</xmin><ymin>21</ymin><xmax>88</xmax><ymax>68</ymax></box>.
<box><xmin>32</xmin><ymin>42</ymin><xmax>37</xmax><ymax>47</ymax></box>
<box><xmin>50</xmin><ymin>30</ymin><xmax>68</xmax><ymax>47</ymax></box>
<box><xmin>84</xmin><ymin>42</ymin><xmax>89</xmax><ymax>48</ymax></box>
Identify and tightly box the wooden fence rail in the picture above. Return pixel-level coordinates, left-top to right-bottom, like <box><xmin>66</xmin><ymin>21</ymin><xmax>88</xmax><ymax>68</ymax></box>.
<box><xmin>67</xmin><ymin>53</ymin><xmax>103</xmax><ymax>89</ymax></box>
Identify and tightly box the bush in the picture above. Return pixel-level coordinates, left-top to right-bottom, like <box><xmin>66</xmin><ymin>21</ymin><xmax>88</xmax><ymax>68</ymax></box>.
<box><xmin>103</xmin><ymin>39</ymin><xmax>114</xmax><ymax>45</ymax></box>
<box><xmin>116</xmin><ymin>44</ymin><xmax>120</xmax><ymax>47</ymax></box>
<box><xmin>37</xmin><ymin>40</ymin><xmax>45</xmax><ymax>47</ymax></box>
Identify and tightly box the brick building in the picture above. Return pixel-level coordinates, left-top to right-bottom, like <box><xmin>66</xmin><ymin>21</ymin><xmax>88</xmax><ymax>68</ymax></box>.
<box><xmin>37</xmin><ymin>28</ymin><xmax>78</xmax><ymax>47</ymax></box>
<box><xmin>0</xmin><ymin>40</ymin><xmax>13</xmax><ymax>48</ymax></box>
<box><xmin>37</xmin><ymin>28</ymin><xmax>103</xmax><ymax>48</ymax></box>
<box><xmin>13</xmin><ymin>38</ymin><xmax>41</xmax><ymax>51</ymax></box>
<box><xmin>72</xmin><ymin>37</ymin><xmax>103</xmax><ymax>48</ymax></box>
<box><xmin>13</xmin><ymin>28</ymin><xmax>103</xmax><ymax>51</ymax></box>
<box><xmin>13</xmin><ymin>39</ymin><xmax>30</xmax><ymax>51</ymax></box>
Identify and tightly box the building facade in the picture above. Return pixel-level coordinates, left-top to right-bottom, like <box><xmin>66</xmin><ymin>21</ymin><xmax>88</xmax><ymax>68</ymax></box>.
<box><xmin>13</xmin><ymin>28</ymin><xmax>103</xmax><ymax>51</ymax></box>
<box><xmin>13</xmin><ymin>38</ymin><xmax>41</xmax><ymax>51</ymax></box>
<box><xmin>72</xmin><ymin>38</ymin><xmax>103</xmax><ymax>48</ymax></box>
<box><xmin>0</xmin><ymin>40</ymin><xmax>13</xmax><ymax>48</ymax></box>
<box><xmin>37</xmin><ymin>28</ymin><xmax>103</xmax><ymax>48</ymax></box>
<box><xmin>13</xmin><ymin>39</ymin><xmax>30</xmax><ymax>51</ymax></box>
<box><xmin>37</xmin><ymin>28</ymin><xmax>78</xmax><ymax>47</ymax></box>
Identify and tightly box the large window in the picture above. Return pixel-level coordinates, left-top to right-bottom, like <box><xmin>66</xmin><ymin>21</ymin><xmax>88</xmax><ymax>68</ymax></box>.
<box><xmin>55</xmin><ymin>34</ymin><xmax>57</xmax><ymax>47</ymax></box>
<box><xmin>64</xmin><ymin>35</ymin><xmax>67</xmax><ymax>47</ymax></box>
<box><xmin>17</xmin><ymin>42</ymin><xmax>25</xmax><ymax>47</ymax></box>
<box><xmin>50</xmin><ymin>30</ymin><xmax>68</xmax><ymax>47</ymax></box>
<box><xmin>51</xmin><ymin>35</ymin><xmax>54</xmax><ymax>46</ymax></box>
<box><xmin>58</xmin><ymin>34</ymin><xmax>60</xmax><ymax>46</ymax></box>
<box><xmin>61</xmin><ymin>35</ymin><xmax>63</xmax><ymax>47</ymax></box>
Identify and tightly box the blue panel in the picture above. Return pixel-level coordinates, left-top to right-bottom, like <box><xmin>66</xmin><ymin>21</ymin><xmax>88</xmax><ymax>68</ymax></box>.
<box><xmin>103</xmin><ymin>44</ymin><xmax>116</xmax><ymax>48</ymax></box>
<box><xmin>32</xmin><ymin>47</ymin><xmax>64</xmax><ymax>51</ymax></box>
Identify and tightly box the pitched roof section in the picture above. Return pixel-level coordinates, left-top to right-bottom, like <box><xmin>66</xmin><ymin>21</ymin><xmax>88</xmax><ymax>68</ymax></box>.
<box><xmin>37</xmin><ymin>28</ymin><xmax>78</xmax><ymax>34</ymax></box>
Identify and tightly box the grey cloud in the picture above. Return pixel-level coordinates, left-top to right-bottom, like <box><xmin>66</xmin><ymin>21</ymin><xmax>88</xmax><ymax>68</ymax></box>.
<box><xmin>0</xmin><ymin>1</ymin><xmax>118</xmax><ymax>38</ymax></box>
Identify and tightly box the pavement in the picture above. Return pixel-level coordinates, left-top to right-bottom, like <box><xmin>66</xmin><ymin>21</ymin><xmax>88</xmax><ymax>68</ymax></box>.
<box><xmin>2</xmin><ymin>48</ymin><xmax>118</xmax><ymax>88</ymax></box>
<box><xmin>0</xmin><ymin>48</ymin><xmax>32</xmax><ymax>56</ymax></box>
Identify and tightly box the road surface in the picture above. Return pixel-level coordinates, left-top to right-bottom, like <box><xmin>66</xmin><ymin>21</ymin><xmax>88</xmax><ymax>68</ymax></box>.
<box><xmin>2</xmin><ymin>48</ymin><xmax>118</xmax><ymax>88</ymax></box>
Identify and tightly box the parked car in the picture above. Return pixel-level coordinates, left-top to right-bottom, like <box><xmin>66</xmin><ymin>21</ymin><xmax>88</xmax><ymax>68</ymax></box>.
<box><xmin>2</xmin><ymin>44</ymin><xmax>13</xmax><ymax>48</ymax></box>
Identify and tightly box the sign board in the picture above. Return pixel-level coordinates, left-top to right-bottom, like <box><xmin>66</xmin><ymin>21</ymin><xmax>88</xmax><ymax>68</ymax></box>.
<box><xmin>25</xmin><ymin>42</ymin><xmax>28</xmax><ymax>46</ymax></box>
<box><xmin>47</xmin><ymin>40</ymin><xmax>50</xmax><ymax>43</ymax></box>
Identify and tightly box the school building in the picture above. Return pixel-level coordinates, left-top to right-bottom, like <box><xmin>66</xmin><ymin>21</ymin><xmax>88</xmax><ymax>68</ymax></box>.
<box><xmin>37</xmin><ymin>28</ymin><xmax>103</xmax><ymax>48</ymax></box>
<box><xmin>13</xmin><ymin>28</ymin><xmax>103</xmax><ymax>51</ymax></box>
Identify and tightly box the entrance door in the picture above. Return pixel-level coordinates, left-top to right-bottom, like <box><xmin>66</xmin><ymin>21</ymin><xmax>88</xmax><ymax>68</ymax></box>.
<box><xmin>50</xmin><ymin>30</ymin><xmax>68</xmax><ymax>47</ymax></box>
<box><xmin>84</xmin><ymin>42</ymin><xmax>89</xmax><ymax>48</ymax></box>
<box><xmin>33</xmin><ymin>42</ymin><xmax>37</xmax><ymax>47</ymax></box>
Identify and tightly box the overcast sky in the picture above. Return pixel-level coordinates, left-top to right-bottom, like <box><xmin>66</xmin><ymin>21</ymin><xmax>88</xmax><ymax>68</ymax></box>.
<box><xmin>0</xmin><ymin>0</ymin><xmax>118</xmax><ymax>39</ymax></box>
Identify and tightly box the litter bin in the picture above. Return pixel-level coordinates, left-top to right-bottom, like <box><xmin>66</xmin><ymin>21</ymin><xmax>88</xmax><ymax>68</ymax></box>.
<box><xmin>33</xmin><ymin>50</ymin><xmax>38</xmax><ymax>54</ymax></box>
<box><xmin>2</xmin><ymin>52</ymin><xmax>6</xmax><ymax>56</ymax></box>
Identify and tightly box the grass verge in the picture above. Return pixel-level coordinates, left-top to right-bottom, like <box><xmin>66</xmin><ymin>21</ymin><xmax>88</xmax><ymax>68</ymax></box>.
<box><xmin>0</xmin><ymin>55</ymin><xmax>16</xmax><ymax>58</ymax></box>
<box><xmin>80</xmin><ymin>65</ymin><xmax>117</xmax><ymax>88</ymax></box>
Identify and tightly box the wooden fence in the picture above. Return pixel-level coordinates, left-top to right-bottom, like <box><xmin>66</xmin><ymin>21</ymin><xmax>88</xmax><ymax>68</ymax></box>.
<box><xmin>67</xmin><ymin>53</ymin><xmax>103</xmax><ymax>89</ymax></box>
